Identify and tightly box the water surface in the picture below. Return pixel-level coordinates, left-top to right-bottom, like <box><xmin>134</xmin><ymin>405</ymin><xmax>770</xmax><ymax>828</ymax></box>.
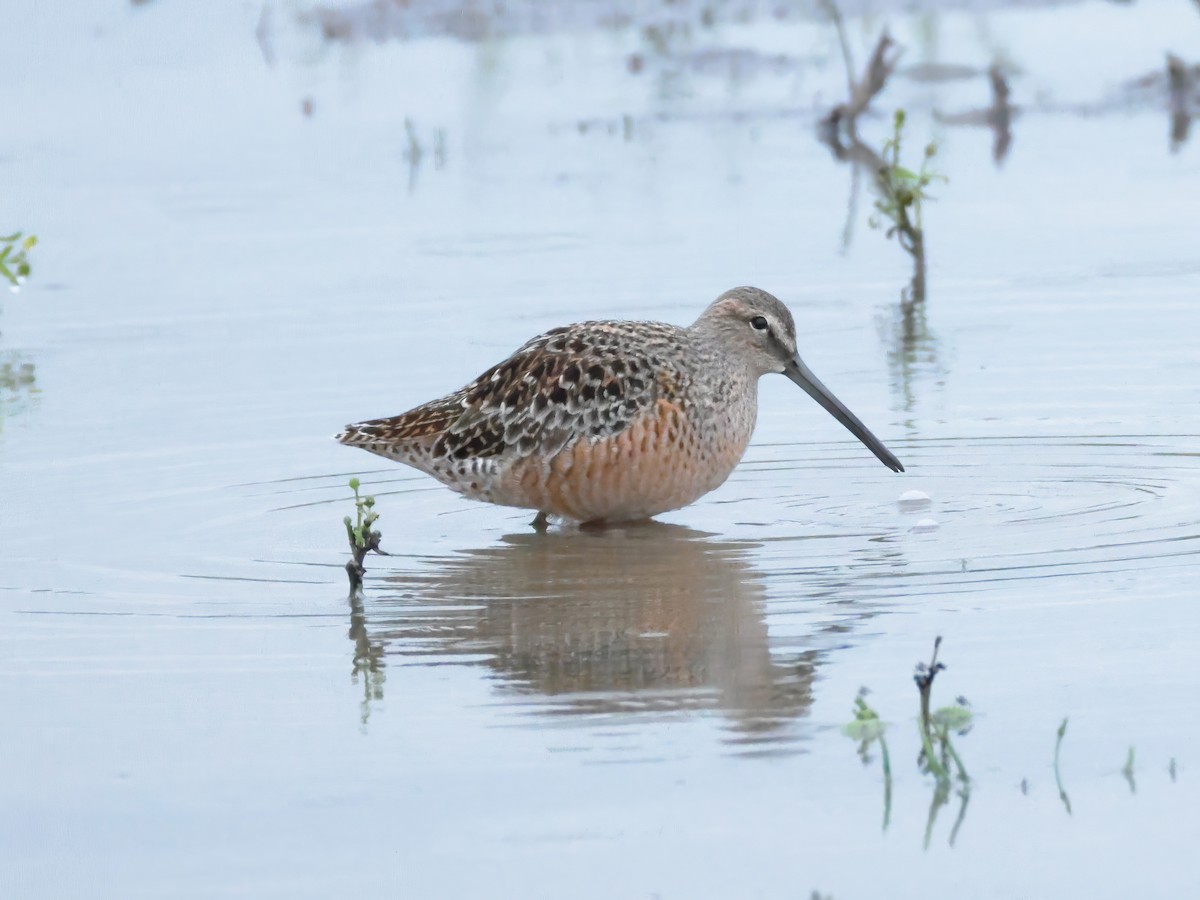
<box><xmin>3</xmin><ymin>1</ymin><xmax>1200</xmax><ymax>896</ymax></box>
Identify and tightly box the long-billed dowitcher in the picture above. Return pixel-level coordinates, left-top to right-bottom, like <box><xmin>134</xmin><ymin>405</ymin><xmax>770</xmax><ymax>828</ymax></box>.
<box><xmin>337</xmin><ymin>286</ymin><xmax>903</xmax><ymax>525</ymax></box>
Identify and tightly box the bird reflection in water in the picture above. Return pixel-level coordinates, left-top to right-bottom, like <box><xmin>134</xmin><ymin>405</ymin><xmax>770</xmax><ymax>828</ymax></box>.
<box><xmin>348</xmin><ymin>523</ymin><xmax>824</xmax><ymax>753</ymax></box>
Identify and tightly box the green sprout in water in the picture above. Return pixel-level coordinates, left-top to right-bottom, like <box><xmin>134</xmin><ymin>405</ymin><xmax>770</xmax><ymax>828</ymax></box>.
<box><xmin>870</xmin><ymin>111</ymin><xmax>942</xmax><ymax>251</ymax></box>
<box><xmin>869</xmin><ymin>110</ymin><xmax>944</xmax><ymax>303</ymax></box>
<box><xmin>843</xmin><ymin>688</ymin><xmax>893</xmax><ymax>831</ymax></box>
<box><xmin>344</xmin><ymin>477</ymin><xmax>385</xmax><ymax>597</ymax></box>
<box><xmin>0</xmin><ymin>232</ymin><xmax>37</xmax><ymax>289</ymax></box>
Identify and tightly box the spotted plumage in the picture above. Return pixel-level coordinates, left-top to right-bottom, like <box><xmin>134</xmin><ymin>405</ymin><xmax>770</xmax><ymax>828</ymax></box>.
<box><xmin>337</xmin><ymin>287</ymin><xmax>903</xmax><ymax>525</ymax></box>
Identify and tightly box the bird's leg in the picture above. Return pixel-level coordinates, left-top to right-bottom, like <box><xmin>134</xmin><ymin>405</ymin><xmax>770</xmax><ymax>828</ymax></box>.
<box><xmin>531</xmin><ymin>511</ymin><xmax>549</xmax><ymax>531</ymax></box>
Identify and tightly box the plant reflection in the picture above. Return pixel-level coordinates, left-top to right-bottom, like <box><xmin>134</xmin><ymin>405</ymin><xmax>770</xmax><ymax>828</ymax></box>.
<box><xmin>0</xmin><ymin>353</ymin><xmax>39</xmax><ymax>426</ymax></box>
<box><xmin>882</xmin><ymin>291</ymin><xmax>941</xmax><ymax>420</ymax></box>
<box><xmin>348</xmin><ymin>523</ymin><xmax>830</xmax><ymax>751</ymax></box>
<box><xmin>844</xmin><ymin>639</ymin><xmax>975</xmax><ymax>849</ymax></box>
<box><xmin>348</xmin><ymin>589</ymin><xmax>386</xmax><ymax>728</ymax></box>
<box><xmin>924</xmin><ymin>777</ymin><xmax>971</xmax><ymax>849</ymax></box>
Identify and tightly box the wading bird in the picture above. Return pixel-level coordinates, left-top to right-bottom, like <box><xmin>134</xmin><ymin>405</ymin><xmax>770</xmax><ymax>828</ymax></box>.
<box><xmin>337</xmin><ymin>286</ymin><xmax>903</xmax><ymax>525</ymax></box>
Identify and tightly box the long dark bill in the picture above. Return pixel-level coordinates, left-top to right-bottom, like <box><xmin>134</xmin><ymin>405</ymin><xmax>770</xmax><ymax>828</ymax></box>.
<box><xmin>785</xmin><ymin>356</ymin><xmax>905</xmax><ymax>473</ymax></box>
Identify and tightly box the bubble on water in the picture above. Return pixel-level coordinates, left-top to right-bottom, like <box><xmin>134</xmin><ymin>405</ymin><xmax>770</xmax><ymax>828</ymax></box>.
<box><xmin>911</xmin><ymin>517</ymin><xmax>940</xmax><ymax>533</ymax></box>
<box><xmin>898</xmin><ymin>489</ymin><xmax>932</xmax><ymax>512</ymax></box>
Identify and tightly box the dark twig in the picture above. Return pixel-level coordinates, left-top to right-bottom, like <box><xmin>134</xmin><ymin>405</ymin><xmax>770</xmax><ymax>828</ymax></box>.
<box><xmin>988</xmin><ymin>65</ymin><xmax>1014</xmax><ymax>164</ymax></box>
<box><xmin>914</xmin><ymin>636</ymin><xmax>949</xmax><ymax>781</ymax></box>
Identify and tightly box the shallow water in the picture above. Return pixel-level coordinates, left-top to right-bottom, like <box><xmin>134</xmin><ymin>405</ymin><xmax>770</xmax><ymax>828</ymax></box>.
<box><xmin>4</xmin><ymin>0</ymin><xmax>1200</xmax><ymax>896</ymax></box>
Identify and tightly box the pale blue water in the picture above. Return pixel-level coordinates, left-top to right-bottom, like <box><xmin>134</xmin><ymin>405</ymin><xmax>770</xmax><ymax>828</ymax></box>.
<box><xmin>3</xmin><ymin>1</ymin><xmax>1199</xmax><ymax>897</ymax></box>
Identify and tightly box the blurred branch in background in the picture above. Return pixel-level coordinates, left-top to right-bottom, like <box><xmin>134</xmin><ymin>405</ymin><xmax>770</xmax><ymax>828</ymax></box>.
<box><xmin>1117</xmin><ymin>52</ymin><xmax>1198</xmax><ymax>153</ymax></box>
<box><xmin>935</xmin><ymin>64</ymin><xmax>1016</xmax><ymax>166</ymax></box>
<box><xmin>820</xmin><ymin>0</ymin><xmax>902</xmax><ymax>137</ymax></box>
<box><xmin>1167</xmin><ymin>53</ymin><xmax>1194</xmax><ymax>153</ymax></box>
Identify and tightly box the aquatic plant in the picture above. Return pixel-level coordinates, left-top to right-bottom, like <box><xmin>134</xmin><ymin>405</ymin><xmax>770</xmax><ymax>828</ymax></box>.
<box><xmin>871</xmin><ymin>111</ymin><xmax>942</xmax><ymax>283</ymax></box>
<box><xmin>912</xmin><ymin>636</ymin><xmax>972</xmax><ymax>848</ymax></box>
<box><xmin>862</xmin><ymin>111</ymin><xmax>945</xmax><ymax>303</ymax></box>
<box><xmin>0</xmin><ymin>232</ymin><xmax>37</xmax><ymax>289</ymax></box>
<box><xmin>344</xmin><ymin>477</ymin><xmax>384</xmax><ymax>597</ymax></box>
<box><xmin>818</xmin><ymin>102</ymin><xmax>942</xmax><ymax>303</ymax></box>
<box><xmin>844</xmin><ymin>638</ymin><xmax>973</xmax><ymax>846</ymax></box>
<box><xmin>913</xmin><ymin>637</ymin><xmax>971</xmax><ymax>783</ymax></box>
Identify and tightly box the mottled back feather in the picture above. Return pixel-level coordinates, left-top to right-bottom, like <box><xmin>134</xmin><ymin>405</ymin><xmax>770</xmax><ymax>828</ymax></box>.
<box><xmin>337</xmin><ymin>319</ymin><xmax>687</xmax><ymax>467</ymax></box>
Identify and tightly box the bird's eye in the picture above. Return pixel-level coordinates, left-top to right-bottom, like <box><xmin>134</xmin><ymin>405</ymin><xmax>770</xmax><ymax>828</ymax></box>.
<box><xmin>749</xmin><ymin>316</ymin><xmax>769</xmax><ymax>332</ymax></box>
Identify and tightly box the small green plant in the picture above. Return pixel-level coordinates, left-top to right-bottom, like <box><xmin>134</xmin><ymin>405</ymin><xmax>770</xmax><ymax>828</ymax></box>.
<box><xmin>0</xmin><ymin>232</ymin><xmax>37</xmax><ymax>289</ymax></box>
<box><xmin>869</xmin><ymin>111</ymin><xmax>943</xmax><ymax>257</ymax></box>
<box><xmin>868</xmin><ymin>110</ymin><xmax>944</xmax><ymax>303</ymax></box>
<box><xmin>843</xmin><ymin>688</ymin><xmax>893</xmax><ymax>831</ymax></box>
<box><xmin>344</xmin><ymin>477</ymin><xmax>384</xmax><ymax>597</ymax></box>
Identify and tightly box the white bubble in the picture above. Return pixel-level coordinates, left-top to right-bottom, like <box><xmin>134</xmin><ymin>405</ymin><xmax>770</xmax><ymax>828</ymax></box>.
<box><xmin>898</xmin><ymin>489</ymin><xmax>931</xmax><ymax>512</ymax></box>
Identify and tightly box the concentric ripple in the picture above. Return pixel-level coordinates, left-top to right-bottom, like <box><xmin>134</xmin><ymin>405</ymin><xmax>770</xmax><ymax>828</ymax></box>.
<box><xmin>309</xmin><ymin>432</ymin><xmax>1198</xmax><ymax>754</ymax></box>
